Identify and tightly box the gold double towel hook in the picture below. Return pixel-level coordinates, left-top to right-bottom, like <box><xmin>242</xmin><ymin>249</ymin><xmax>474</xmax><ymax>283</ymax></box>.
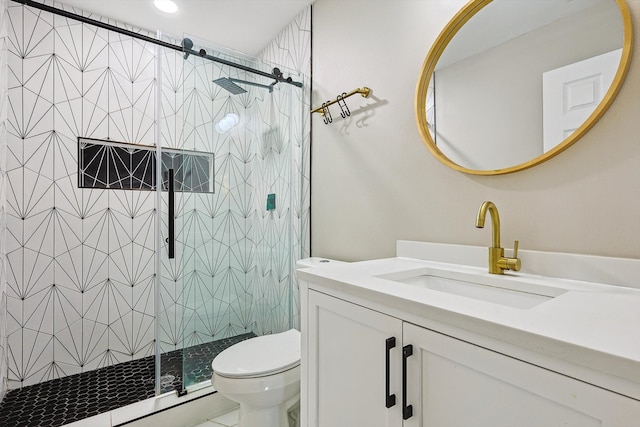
<box><xmin>311</xmin><ymin>87</ymin><xmax>371</xmax><ymax>124</ymax></box>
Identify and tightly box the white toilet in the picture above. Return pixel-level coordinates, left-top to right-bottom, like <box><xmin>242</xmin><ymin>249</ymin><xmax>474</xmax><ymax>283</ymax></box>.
<box><xmin>211</xmin><ymin>329</ymin><xmax>301</xmax><ymax>427</ymax></box>
<box><xmin>211</xmin><ymin>258</ymin><xmax>344</xmax><ymax>427</ymax></box>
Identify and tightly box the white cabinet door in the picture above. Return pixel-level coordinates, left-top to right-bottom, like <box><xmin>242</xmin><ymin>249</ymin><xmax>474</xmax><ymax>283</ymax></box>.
<box><xmin>307</xmin><ymin>290</ymin><xmax>403</xmax><ymax>427</ymax></box>
<box><xmin>403</xmin><ymin>323</ymin><xmax>640</xmax><ymax>427</ymax></box>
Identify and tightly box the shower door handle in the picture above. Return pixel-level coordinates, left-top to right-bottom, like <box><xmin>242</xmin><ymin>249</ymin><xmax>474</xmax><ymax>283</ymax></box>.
<box><xmin>385</xmin><ymin>337</ymin><xmax>396</xmax><ymax>408</ymax></box>
<box><xmin>402</xmin><ymin>344</ymin><xmax>413</xmax><ymax>420</ymax></box>
<box><xmin>167</xmin><ymin>168</ymin><xmax>175</xmax><ymax>259</ymax></box>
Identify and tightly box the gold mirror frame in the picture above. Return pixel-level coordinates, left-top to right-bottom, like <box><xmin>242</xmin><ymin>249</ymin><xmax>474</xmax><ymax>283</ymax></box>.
<box><xmin>415</xmin><ymin>0</ymin><xmax>634</xmax><ymax>175</ymax></box>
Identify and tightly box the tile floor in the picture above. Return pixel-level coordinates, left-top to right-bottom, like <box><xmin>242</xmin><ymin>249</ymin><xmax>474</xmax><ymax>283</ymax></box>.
<box><xmin>0</xmin><ymin>333</ymin><xmax>255</xmax><ymax>427</ymax></box>
<box><xmin>197</xmin><ymin>405</ymin><xmax>300</xmax><ymax>427</ymax></box>
<box><xmin>194</xmin><ymin>408</ymin><xmax>240</xmax><ymax>427</ymax></box>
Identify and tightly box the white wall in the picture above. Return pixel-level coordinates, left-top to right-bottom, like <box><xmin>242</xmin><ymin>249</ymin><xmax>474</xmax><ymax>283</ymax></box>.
<box><xmin>311</xmin><ymin>0</ymin><xmax>640</xmax><ymax>261</ymax></box>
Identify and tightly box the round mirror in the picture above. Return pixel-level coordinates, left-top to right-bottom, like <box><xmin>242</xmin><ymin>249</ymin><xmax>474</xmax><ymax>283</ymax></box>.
<box><xmin>416</xmin><ymin>0</ymin><xmax>633</xmax><ymax>175</ymax></box>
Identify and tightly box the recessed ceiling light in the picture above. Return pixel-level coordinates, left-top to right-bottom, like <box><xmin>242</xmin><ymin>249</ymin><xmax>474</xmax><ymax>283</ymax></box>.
<box><xmin>154</xmin><ymin>0</ymin><xmax>178</xmax><ymax>14</ymax></box>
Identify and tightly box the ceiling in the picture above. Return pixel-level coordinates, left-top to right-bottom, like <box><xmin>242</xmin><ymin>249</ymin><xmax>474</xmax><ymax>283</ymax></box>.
<box><xmin>51</xmin><ymin>0</ymin><xmax>314</xmax><ymax>57</ymax></box>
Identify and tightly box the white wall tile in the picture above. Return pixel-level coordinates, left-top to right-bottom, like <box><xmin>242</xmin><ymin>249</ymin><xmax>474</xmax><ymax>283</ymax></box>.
<box><xmin>20</xmin><ymin>327</ymin><xmax>55</xmax><ymax>385</ymax></box>
<box><xmin>3</xmin><ymin>2</ymin><xmax>311</xmax><ymax>396</ymax></box>
<box><xmin>0</xmin><ymin>0</ymin><xmax>7</xmax><ymax>401</ymax></box>
<box><xmin>80</xmin><ymin>318</ymin><xmax>110</xmax><ymax>370</ymax></box>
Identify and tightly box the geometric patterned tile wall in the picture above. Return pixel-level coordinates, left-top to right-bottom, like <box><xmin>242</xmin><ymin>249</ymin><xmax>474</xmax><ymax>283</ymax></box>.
<box><xmin>155</xmin><ymin>6</ymin><xmax>312</xmax><ymax>352</ymax></box>
<box><xmin>5</xmin><ymin>2</ymin><xmax>157</xmax><ymax>388</ymax></box>
<box><xmin>3</xmin><ymin>0</ymin><xmax>311</xmax><ymax>390</ymax></box>
<box><xmin>248</xmin><ymin>81</ymin><xmax>296</xmax><ymax>336</ymax></box>
<box><xmin>157</xmin><ymin>21</ymin><xmax>310</xmax><ymax>353</ymax></box>
<box><xmin>0</xmin><ymin>0</ymin><xmax>8</xmax><ymax>404</ymax></box>
<box><xmin>157</xmin><ymin>36</ymin><xmax>259</xmax><ymax>352</ymax></box>
<box><xmin>258</xmin><ymin>6</ymin><xmax>312</xmax><ymax>331</ymax></box>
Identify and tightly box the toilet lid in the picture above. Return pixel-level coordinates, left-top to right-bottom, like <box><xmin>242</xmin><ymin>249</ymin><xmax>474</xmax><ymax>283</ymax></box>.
<box><xmin>212</xmin><ymin>329</ymin><xmax>301</xmax><ymax>378</ymax></box>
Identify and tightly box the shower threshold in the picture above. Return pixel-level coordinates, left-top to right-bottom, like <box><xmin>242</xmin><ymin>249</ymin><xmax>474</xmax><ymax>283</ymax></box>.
<box><xmin>0</xmin><ymin>333</ymin><xmax>255</xmax><ymax>427</ymax></box>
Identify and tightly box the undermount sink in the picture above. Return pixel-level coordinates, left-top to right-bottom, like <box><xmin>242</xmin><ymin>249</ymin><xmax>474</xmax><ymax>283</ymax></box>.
<box><xmin>381</xmin><ymin>267</ymin><xmax>568</xmax><ymax>309</ymax></box>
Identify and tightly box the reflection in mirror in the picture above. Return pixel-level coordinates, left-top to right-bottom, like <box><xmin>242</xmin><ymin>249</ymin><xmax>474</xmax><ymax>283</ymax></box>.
<box><xmin>417</xmin><ymin>0</ymin><xmax>633</xmax><ymax>174</ymax></box>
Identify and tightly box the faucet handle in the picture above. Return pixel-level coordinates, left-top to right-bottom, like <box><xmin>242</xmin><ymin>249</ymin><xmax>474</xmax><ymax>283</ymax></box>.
<box><xmin>505</xmin><ymin>240</ymin><xmax>521</xmax><ymax>271</ymax></box>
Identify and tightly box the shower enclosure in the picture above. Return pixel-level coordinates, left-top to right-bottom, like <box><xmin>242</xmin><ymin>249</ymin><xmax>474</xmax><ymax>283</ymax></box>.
<box><xmin>0</xmin><ymin>1</ymin><xmax>309</xmax><ymax>424</ymax></box>
<box><xmin>155</xmin><ymin>34</ymin><xmax>305</xmax><ymax>393</ymax></box>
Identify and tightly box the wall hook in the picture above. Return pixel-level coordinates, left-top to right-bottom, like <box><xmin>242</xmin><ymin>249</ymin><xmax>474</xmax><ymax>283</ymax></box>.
<box><xmin>337</xmin><ymin>93</ymin><xmax>351</xmax><ymax>118</ymax></box>
<box><xmin>322</xmin><ymin>102</ymin><xmax>333</xmax><ymax>124</ymax></box>
<box><xmin>311</xmin><ymin>87</ymin><xmax>371</xmax><ymax>121</ymax></box>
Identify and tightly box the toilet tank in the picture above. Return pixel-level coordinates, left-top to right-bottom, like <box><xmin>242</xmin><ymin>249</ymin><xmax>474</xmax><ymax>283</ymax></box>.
<box><xmin>295</xmin><ymin>257</ymin><xmax>346</xmax><ymax>269</ymax></box>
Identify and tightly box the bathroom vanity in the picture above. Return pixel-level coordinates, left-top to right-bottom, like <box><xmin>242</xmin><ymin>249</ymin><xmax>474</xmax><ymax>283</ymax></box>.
<box><xmin>297</xmin><ymin>242</ymin><xmax>640</xmax><ymax>426</ymax></box>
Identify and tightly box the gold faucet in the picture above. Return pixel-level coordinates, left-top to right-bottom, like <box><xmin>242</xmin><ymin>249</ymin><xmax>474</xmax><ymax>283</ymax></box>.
<box><xmin>475</xmin><ymin>201</ymin><xmax>521</xmax><ymax>274</ymax></box>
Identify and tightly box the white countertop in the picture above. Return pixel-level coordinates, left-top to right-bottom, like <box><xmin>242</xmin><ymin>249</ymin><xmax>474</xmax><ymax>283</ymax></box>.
<box><xmin>298</xmin><ymin>256</ymin><xmax>640</xmax><ymax>399</ymax></box>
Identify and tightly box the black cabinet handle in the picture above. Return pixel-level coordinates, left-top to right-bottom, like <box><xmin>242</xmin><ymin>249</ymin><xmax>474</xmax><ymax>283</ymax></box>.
<box><xmin>402</xmin><ymin>344</ymin><xmax>413</xmax><ymax>420</ymax></box>
<box><xmin>385</xmin><ymin>337</ymin><xmax>396</xmax><ymax>408</ymax></box>
<box><xmin>167</xmin><ymin>168</ymin><xmax>175</xmax><ymax>259</ymax></box>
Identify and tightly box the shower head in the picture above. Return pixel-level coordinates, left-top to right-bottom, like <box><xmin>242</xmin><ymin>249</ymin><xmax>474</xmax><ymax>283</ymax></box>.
<box><xmin>181</xmin><ymin>38</ymin><xmax>194</xmax><ymax>59</ymax></box>
<box><xmin>213</xmin><ymin>77</ymin><xmax>247</xmax><ymax>95</ymax></box>
<box><xmin>213</xmin><ymin>77</ymin><xmax>276</xmax><ymax>95</ymax></box>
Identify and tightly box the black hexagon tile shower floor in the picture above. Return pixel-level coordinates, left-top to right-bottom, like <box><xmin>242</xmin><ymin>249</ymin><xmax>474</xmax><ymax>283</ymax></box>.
<box><xmin>0</xmin><ymin>333</ymin><xmax>255</xmax><ymax>427</ymax></box>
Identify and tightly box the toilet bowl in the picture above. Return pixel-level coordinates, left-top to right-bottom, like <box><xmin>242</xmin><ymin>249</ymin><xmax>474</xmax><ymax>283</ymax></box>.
<box><xmin>211</xmin><ymin>258</ymin><xmax>345</xmax><ymax>427</ymax></box>
<box><xmin>211</xmin><ymin>329</ymin><xmax>301</xmax><ymax>427</ymax></box>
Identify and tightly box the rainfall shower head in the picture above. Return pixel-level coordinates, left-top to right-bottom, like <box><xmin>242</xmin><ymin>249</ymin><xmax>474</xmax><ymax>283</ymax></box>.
<box><xmin>213</xmin><ymin>77</ymin><xmax>275</xmax><ymax>95</ymax></box>
<box><xmin>213</xmin><ymin>77</ymin><xmax>247</xmax><ymax>95</ymax></box>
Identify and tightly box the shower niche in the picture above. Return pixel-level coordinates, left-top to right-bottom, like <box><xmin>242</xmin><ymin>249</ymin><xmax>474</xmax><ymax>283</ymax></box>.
<box><xmin>77</xmin><ymin>137</ymin><xmax>215</xmax><ymax>193</ymax></box>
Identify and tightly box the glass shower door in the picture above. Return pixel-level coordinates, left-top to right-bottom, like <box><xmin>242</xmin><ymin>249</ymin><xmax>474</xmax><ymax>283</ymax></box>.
<box><xmin>157</xmin><ymin>35</ymin><xmax>228</xmax><ymax>395</ymax></box>
<box><xmin>155</xmin><ymin>32</ymin><xmax>199</xmax><ymax>395</ymax></box>
<box><xmin>177</xmin><ymin>48</ymin><xmax>303</xmax><ymax>391</ymax></box>
<box><xmin>157</xmin><ymin>34</ymin><xmax>303</xmax><ymax>394</ymax></box>
<box><xmin>156</xmin><ymin>150</ymin><xmax>187</xmax><ymax>394</ymax></box>
<box><xmin>157</xmin><ymin>138</ymin><xmax>217</xmax><ymax>394</ymax></box>
<box><xmin>179</xmin><ymin>38</ymin><xmax>241</xmax><ymax>392</ymax></box>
